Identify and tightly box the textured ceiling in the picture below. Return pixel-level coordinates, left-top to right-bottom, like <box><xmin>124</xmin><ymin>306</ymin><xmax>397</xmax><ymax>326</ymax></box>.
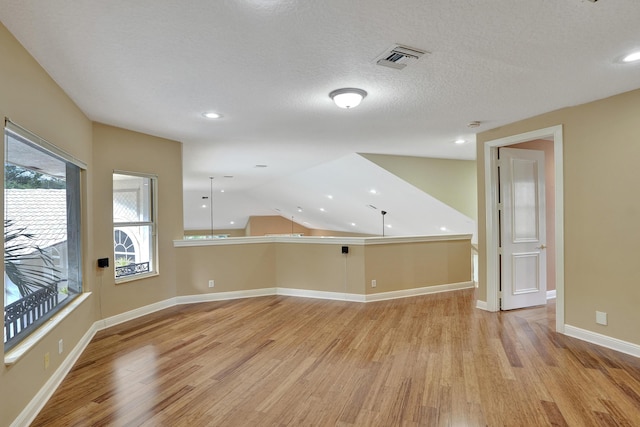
<box><xmin>1</xmin><ymin>1</ymin><xmax>639</xmax><ymax>234</ymax></box>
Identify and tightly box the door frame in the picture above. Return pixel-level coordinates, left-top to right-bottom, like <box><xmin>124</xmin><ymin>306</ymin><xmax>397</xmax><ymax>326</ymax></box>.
<box><xmin>483</xmin><ymin>125</ymin><xmax>565</xmax><ymax>333</ymax></box>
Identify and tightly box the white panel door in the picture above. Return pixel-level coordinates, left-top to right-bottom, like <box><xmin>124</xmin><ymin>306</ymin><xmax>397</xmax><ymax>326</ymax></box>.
<box><xmin>499</xmin><ymin>147</ymin><xmax>546</xmax><ymax>310</ymax></box>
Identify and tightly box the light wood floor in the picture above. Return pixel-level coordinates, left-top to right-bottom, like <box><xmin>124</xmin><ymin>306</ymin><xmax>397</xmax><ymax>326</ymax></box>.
<box><xmin>32</xmin><ymin>289</ymin><xmax>640</xmax><ymax>426</ymax></box>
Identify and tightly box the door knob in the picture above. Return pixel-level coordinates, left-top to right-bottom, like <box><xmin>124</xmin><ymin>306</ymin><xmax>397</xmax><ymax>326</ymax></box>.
<box><xmin>536</xmin><ymin>244</ymin><xmax>547</xmax><ymax>249</ymax></box>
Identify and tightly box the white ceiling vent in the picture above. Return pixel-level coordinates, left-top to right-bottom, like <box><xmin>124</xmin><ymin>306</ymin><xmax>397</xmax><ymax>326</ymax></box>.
<box><xmin>375</xmin><ymin>44</ymin><xmax>428</xmax><ymax>70</ymax></box>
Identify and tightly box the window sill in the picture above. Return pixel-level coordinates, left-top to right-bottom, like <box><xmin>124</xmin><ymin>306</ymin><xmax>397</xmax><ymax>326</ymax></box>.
<box><xmin>4</xmin><ymin>292</ymin><xmax>91</xmax><ymax>366</ymax></box>
<box><xmin>115</xmin><ymin>271</ymin><xmax>159</xmax><ymax>285</ymax></box>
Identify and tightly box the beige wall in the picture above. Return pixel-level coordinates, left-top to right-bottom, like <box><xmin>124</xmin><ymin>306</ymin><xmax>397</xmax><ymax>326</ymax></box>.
<box><xmin>1</xmin><ymin>23</ymin><xmax>185</xmax><ymax>426</ymax></box>
<box><xmin>247</xmin><ymin>215</ymin><xmax>311</xmax><ymax>236</ymax></box>
<box><xmin>275</xmin><ymin>243</ymin><xmax>365</xmax><ymax>294</ymax></box>
<box><xmin>0</xmin><ymin>22</ymin><xmax>95</xmax><ymax>425</ymax></box>
<box><xmin>477</xmin><ymin>88</ymin><xmax>640</xmax><ymax>345</ymax></box>
<box><xmin>506</xmin><ymin>139</ymin><xmax>556</xmax><ymax>291</ymax></box>
<box><xmin>362</xmin><ymin>153</ymin><xmax>477</xmax><ymax>220</ymax></box>
<box><xmin>184</xmin><ymin>228</ymin><xmax>246</xmax><ymax>237</ymax></box>
<box><xmin>92</xmin><ymin>123</ymin><xmax>183</xmax><ymax>317</ymax></box>
<box><xmin>176</xmin><ymin>244</ymin><xmax>277</xmax><ymax>295</ymax></box>
<box><xmin>364</xmin><ymin>240</ymin><xmax>471</xmax><ymax>294</ymax></box>
<box><xmin>307</xmin><ymin>229</ymin><xmax>375</xmax><ymax>238</ymax></box>
<box><xmin>175</xmin><ymin>237</ymin><xmax>470</xmax><ymax>297</ymax></box>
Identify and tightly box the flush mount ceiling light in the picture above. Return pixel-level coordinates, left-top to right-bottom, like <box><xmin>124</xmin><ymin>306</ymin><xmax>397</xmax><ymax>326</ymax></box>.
<box><xmin>622</xmin><ymin>51</ymin><xmax>640</xmax><ymax>63</ymax></box>
<box><xmin>329</xmin><ymin>88</ymin><xmax>367</xmax><ymax>109</ymax></box>
<box><xmin>202</xmin><ymin>112</ymin><xmax>222</xmax><ymax>119</ymax></box>
<box><xmin>454</xmin><ymin>139</ymin><xmax>467</xmax><ymax>145</ymax></box>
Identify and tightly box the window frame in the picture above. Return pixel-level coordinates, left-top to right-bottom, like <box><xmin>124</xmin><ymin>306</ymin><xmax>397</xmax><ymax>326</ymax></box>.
<box><xmin>3</xmin><ymin>120</ymin><xmax>85</xmax><ymax>352</ymax></box>
<box><xmin>112</xmin><ymin>170</ymin><xmax>158</xmax><ymax>283</ymax></box>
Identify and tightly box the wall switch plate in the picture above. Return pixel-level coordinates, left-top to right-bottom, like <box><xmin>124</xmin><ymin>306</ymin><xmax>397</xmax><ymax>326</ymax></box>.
<box><xmin>596</xmin><ymin>311</ymin><xmax>607</xmax><ymax>325</ymax></box>
<box><xmin>58</xmin><ymin>339</ymin><xmax>64</xmax><ymax>354</ymax></box>
<box><xmin>371</xmin><ymin>279</ymin><xmax>377</xmax><ymax>288</ymax></box>
<box><xmin>208</xmin><ymin>280</ymin><xmax>215</xmax><ymax>288</ymax></box>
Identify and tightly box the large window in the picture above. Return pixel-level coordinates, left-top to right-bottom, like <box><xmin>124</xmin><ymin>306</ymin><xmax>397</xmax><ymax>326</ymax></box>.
<box><xmin>4</xmin><ymin>123</ymin><xmax>83</xmax><ymax>351</ymax></box>
<box><xmin>113</xmin><ymin>172</ymin><xmax>156</xmax><ymax>280</ymax></box>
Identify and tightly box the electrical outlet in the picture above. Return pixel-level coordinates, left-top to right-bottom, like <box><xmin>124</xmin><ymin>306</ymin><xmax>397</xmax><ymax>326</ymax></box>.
<box><xmin>58</xmin><ymin>339</ymin><xmax>64</xmax><ymax>354</ymax></box>
<box><xmin>44</xmin><ymin>352</ymin><xmax>50</xmax><ymax>370</ymax></box>
<box><xmin>596</xmin><ymin>311</ymin><xmax>607</xmax><ymax>326</ymax></box>
<box><xmin>208</xmin><ymin>280</ymin><xmax>215</xmax><ymax>288</ymax></box>
<box><xmin>371</xmin><ymin>279</ymin><xmax>377</xmax><ymax>288</ymax></box>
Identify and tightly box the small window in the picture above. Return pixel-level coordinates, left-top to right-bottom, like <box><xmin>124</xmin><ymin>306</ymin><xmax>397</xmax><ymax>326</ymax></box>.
<box><xmin>113</xmin><ymin>173</ymin><xmax>157</xmax><ymax>280</ymax></box>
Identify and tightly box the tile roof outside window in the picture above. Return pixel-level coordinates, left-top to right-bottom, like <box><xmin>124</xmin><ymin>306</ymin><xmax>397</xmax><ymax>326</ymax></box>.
<box><xmin>4</xmin><ymin>188</ymin><xmax>67</xmax><ymax>252</ymax></box>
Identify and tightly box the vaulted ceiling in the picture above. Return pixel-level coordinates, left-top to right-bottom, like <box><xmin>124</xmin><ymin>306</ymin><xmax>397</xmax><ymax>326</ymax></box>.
<box><xmin>1</xmin><ymin>1</ymin><xmax>639</xmax><ymax>235</ymax></box>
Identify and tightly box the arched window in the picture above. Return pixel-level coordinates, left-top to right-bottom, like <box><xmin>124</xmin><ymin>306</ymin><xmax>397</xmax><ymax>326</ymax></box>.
<box><xmin>114</xmin><ymin>229</ymin><xmax>136</xmax><ymax>266</ymax></box>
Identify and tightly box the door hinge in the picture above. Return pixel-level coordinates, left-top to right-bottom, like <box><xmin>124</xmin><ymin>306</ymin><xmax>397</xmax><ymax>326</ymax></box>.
<box><xmin>496</xmin><ymin>159</ymin><xmax>504</xmax><ymax>167</ymax></box>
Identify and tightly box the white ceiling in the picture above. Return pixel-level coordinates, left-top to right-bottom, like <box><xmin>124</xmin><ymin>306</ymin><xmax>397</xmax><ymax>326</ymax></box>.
<box><xmin>2</xmin><ymin>1</ymin><xmax>640</xmax><ymax>234</ymax></box>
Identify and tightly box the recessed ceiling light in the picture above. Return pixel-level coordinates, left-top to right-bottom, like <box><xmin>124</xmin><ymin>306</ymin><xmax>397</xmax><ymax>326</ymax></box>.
<box><xmin>370</xmin><ymin>189</ymin><xmax>377</xmax><ymax>194</ymax></box>
<box><xmin>440</xmin><ymin>226</ymin><xmax>447</xmax><ymax>231</ymax></box>
<box><xmin>327</xmin><ymin>195</ymin><xmax>333</xmax><ymax>199</ymax></box>
<box><xmin>622</xmin><ymin>51</ymin><xmax>640</xmax><ymax>63</ymax></box>
<box><xmin>220</xmin><ymin>189</ymin><xmax>225</xmax><ymax>193</ymax></box>
<box><xmin>454</xmin><ymin>139</ymin><xmax>466</xmax><ymax>145</ymax></box>
<box><xmin>351</xmin><ymin>222</ymin><xmax>356</xmax><ymax>226</ymax></box>
<box><xmin>386</xmin><ymin>224</ymin><xmax>392</xmax><ymax>228</ymax></box>
<box><xmin>201</xmin><ymin>204</ymin><xmax>207</xmax><ymax>208</ymax></box>
<box><xmin>297</xmin><ymin>207</ymin><xmax>303</xmax><ymax>212</ymax></box>
<box><xmin>230</xmin><ymin>221</ymin><xmax>235</xmax><ymax>225</ymax></box>
<box><xmin>202</xmin><ymin>112</ymin><xmax>222</xmax><ymax>119</ymax></box>
<box><xmin>320</xmin><ymin>208</ymin><xmax>326</xmax><ymax>212</ymax></box>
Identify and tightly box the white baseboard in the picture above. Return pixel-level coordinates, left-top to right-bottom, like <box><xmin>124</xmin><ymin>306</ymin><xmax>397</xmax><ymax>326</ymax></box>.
<box><xmin>564</xmin><ymin>325</ymin><xmax>640</xmax><ymax>358</ymax></box>
<box><xmin>11</xmin><ymin>322</ymin><xmax>99</xmax><ymax>427</ymax></box>
<box><xmin>476</xmin><ymin>300</ymin><xmax>489</xmax><ymax>311</ymax></box>
<box><xmin>547</xmin><ymin>289</ymin><xmax>557</xmax><ymax>300</ymax></box>
<box><xmin>276</xmin><ymin>287</ymin><xmax>366</xmax><ymax>302</ymax></box>
<box><xmin>365</xmin><ymin>281</ymin><xmax>474</xmax><ymax>302</ymax></box>
<box><xmin>97</xmin><ymin>297</ymin><xmax>178</xmax><ymax>331</ymax></box>
<box><xmin>176</xmin><ymin>288</ymin><xmax>277</xmax><ymax>305</ymax></box>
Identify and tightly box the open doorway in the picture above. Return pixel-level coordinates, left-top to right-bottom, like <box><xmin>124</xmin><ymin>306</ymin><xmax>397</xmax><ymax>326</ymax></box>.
<box><xmin>483</xmin><ymin>125</ymin><xmax>565</xmax><ymax>333</ymax></box>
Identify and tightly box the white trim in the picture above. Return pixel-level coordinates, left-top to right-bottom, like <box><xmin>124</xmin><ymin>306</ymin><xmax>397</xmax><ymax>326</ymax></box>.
<box><xmin>176</xmin><ymin>288</ymin><xmax>277</xmax><ymax>304</ymax></box>
<box><xmin>113</xmin><ymin>169</ymin><xmax>158</xmax><ymax>179</ymax></box>
<box><xmin>564</xmin><ymin>325</ymin><xmax>640</xmax><ymax>358</ymax></box>
<box><xmin>359</xmin><ymin>235</ymin><xmax>472</xmax><ymax>245</ymax></box>
<box><xmin>476</xmin><ymin>300</ymin><xmax>489</xmax><ymax>311</ymax></box>
<box><xmin>484</xmin><ymin>125</ymin><xmax>565</xmax><ymax>333</ymax></box>
<box><xmin>10</xmin><ymin>322</ymin><xmax>99</xmax><ymax>427</ymax></box>
<box><xmin>547</xmin><ymin>289</ymin><xmax>557</xmax><ymax>300</ymax></box>
<box><xmin>365</xmin><ymin>281</ymin><xmax>474</xmax><ymax>302</ymax></box>
<box><xmin>4</xmin><ymin>293</ymin><xmax>92</xmax><ymax>365</ymax></box>
<box><xmin>277</xmin><ymin>287</ymin><xmax>366</xmax><ymax>302</ymax></box>
<box><xmin>173</xmin><ymin>234</ymin><xmax>473</xmax><ymax>247</ymax></box>
<box><xmin>97</xmin><ymin>298</ymin><xmax>177</xmax><ymax>331</ymax></box>
<box><xmin>5</xmin><ymin>120</ymin><xmax>88</xmax><ymax>169</ymax></box>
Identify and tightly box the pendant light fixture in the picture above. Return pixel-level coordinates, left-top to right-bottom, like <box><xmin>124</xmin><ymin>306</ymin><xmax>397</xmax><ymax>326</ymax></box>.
<box><xmin>329</xmin><ymin>88</ymin><xmax>367</xmax><ymax>109</ymax></box>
